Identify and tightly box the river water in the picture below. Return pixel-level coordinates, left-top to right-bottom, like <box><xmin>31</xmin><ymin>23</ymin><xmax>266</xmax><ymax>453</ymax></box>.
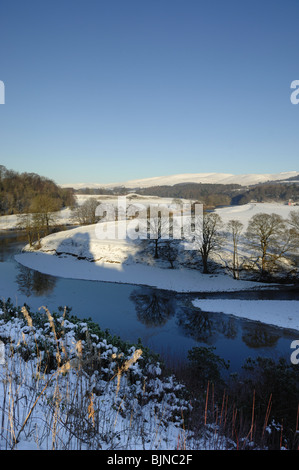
<box><xmin>0</xmin><ymin>230</ymin><xmax>298</xmax><ymax>373</ymax></box>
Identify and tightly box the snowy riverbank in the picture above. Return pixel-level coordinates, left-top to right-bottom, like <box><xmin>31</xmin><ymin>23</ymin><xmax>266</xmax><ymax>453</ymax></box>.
<box><xmin>192</xmin><ymin>299</ymin><xmax>299</xmax><ymax>332</ymax></box>
<box><xmin>14</xmin><ymin>216</ymin><xmax>274</xmax><ymax>293</ymax></box>
<box><xmin>15</xmin><ymin>250</ymin><xmax>267</xmax><ymax>293</ymax></box>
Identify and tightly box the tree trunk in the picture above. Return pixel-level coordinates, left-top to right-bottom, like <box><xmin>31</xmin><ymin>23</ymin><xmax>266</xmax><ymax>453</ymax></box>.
<box><xmin>202</xmin><ymin>256</ymin><xmax>209</xmax><ymax>274</ymax></box>
<box><xmin>233</xmin><ymin>239</ymin><xmax>239</xmax><ymax>279</ymax></box>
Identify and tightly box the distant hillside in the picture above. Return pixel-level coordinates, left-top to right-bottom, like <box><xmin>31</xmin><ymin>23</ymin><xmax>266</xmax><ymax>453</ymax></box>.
<box><xmin>134</xmin><ymin>182</ymin><xmax>299</xmax><ymax>207</ymax></box>
<box><xmin>62</xmin><ymin>171</ymin><xmax>299</xmax><ymax>190</ymax></box>
<box><xmin>230</xmin><ymin>182</ymin><xmax>299</xmax><ymax>205</ymax></box>
<box><xmin>67</xmin><ymin>171</ymin><xmax>299</xmax><ymax>208</ymax></box>
<box><xmin>135</xmin><ymin>183</ymin><xmax>241</xmax><ymax>207</ymax></box>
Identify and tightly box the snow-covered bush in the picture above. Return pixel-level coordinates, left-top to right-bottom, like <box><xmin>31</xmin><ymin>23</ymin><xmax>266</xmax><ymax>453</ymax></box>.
<box><xmin>0</xmin><ymin>299</ymin><xmax>193</xmax><ymax>450</ymax></box>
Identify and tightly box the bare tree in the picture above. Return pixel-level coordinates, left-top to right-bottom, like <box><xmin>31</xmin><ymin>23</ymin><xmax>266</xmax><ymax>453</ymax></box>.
<box><xmin>159</xmin><ymin>240</ymin><xmax>179</xmax><ymax>268</ymax></box>
<box><xmin>147</xmin><ymin>204</ymin><xmax>176</xmax><ymax>259</ymax></box>
<box><xmin>245</xmin><ymin>212</ymin><xmax>297</xmax><ymax>278</ymax></box>
<box><xmin>227</xmin><ymin>219</ymin><xmax>244</xmax><ymax>279</ymax></box>
<box><xmin>190</xmin><ymin>212</ymin><xmax>223</xmax><ymax>274</ymax></box>
<box><xmin>17</xmin><ymin>211</ymin><xmax>45</xmax><ymax>248</ymax></box>
<box><xmin>17</xmin><ymin>213</ymin><xmax>35</xmax><ymax>247</ymax></box>
<box><xmin>71</xmin><ymin>198</ymin><xmax>101</xmax><ymax>226</ymax></box>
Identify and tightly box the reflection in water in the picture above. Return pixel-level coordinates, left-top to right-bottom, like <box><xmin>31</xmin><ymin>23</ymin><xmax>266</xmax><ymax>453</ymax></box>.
<box><xmin>0</xmin><ymin>236</ymin><xmax>10</xmax><ymax>262</ymax></box>
<box><xmin>177</xmin><ymin>307</ymin><xmax>216</xmax><ymax>344</ymax></box>
<box><xmin>16</xmin><ymin>264</ymin><xmax>56</xmax><ymax>297</ymax></box>
<box><xmin>178</xmin><ymin>301</ymin><xmax>286</xmax><ymax>352</ymax></box>
<box><xmin>176</xmin><ymin>301</ymin><xmax>239</xmax><ymax>345</ymax></box>
<box><xmin>130</xmin><ymin>288</ymin><xmax>175</xmax><ymax>327</ymax></box>
<box><xmin>242</xmin><ymin>323</ymin><xmax>280</xmax><ymax>348</ymax></box>
<box><xmin>0</xmin><ymin>231</ymin><xmax>28</xmax><ymax>262</ymax></box>
<box><xmin>219</xmin><ymin>317</ymin><xmax>238</xmax><ymax>340</ymax></box>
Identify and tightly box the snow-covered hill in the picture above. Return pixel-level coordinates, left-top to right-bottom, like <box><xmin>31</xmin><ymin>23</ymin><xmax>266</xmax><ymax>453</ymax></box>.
<box><xmin>61</xmin><ymin>171</ymin><xmax>299</xmax><ymax>190</ymax></box>
<box><xmin>15</xmin><ymin>201</ymin><xmax>297</xmax><ymax>293</ymax></box>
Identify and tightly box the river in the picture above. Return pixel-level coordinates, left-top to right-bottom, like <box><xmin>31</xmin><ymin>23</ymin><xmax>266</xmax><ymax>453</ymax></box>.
<box><xmin>0</xmin><ymin>230</ymin><xmax>298</xmax><ymax>373</ymax></box>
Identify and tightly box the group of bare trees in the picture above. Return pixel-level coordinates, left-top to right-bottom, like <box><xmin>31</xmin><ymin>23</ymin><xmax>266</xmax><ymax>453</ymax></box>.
<box><xmin>244</xmin><ymin>212</ymin><xmax>299</xmax><ymax>279</ymax></box>
<box><xmin>141</xmin><ymin>207</ymin><xmax>299</xmax><ymax>279</ymax></box>
<box><xmin>71</xmin><ymin>198</ymin><xmax>101</xmax><ymax>226</ymax></box>
<box><xmin>206</xmin><ymin>210</ymin><xmax>299</xmax><ymax>280</ymax></box>
<box><xmin>21</xmin><ymin>188</ymin><xmax>299</xmax><ymax>281</ymax></box>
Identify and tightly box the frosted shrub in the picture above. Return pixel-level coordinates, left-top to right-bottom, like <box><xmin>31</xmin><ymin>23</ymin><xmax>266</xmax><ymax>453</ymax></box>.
<box><xmin>0</xmin><ymin>299</ymin><xmax>191</xmax><ymax>450</ymax></box>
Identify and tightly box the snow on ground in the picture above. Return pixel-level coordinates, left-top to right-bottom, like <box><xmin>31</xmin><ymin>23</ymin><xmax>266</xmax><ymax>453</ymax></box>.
<box><xmin>15</xmin><ymin>250</ymin><xmax>264</xmax><ymax>293</ymax></box>
<box><xmin>75</xmin><ymin>193</ymin><xmax>192</xmax><ymax>205</ymax></box>
<box><xmin>214</xmin><ymin>203</ymin><xmax>299</xmax><ymax>273</ymax></box>
<box><xmin>192</xmin><ymin>299</ymin><xmax>299</xmax><ymax>332</ymax></box>
<box><xmin>0</xmin><ymin>207</ymin><xmax>75</xmax><ymax>230</ymax></box>
<box><xmin>13</xmin><ymin>201</ymin><xmax>299</xmax><ymax>294</ymax></box>
<box><xmin>1</xmin><ymin>199</ymin><xmax>296</xmax><ymax>232</ymax></box>
<box><xmin>0</xmin><ymin>194</ymin><xmax>192</xmax><ymax>230</ymax></box>
<box><xmin>215</xmin><ymin>202</ymin><xmax>298</xmax><ymax>226</ymax></box>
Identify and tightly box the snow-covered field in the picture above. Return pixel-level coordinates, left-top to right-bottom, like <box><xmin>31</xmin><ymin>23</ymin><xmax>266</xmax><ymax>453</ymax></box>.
<box><xmin>0</xmin><ymin>207</ymin><xmax>75</xmax><ymax>230</ymax></box>
<box><xmin>215</xmin><ymin>201</ymin><xmax>297</xmax><ymax>226</ymax></box>
<box><xmin>0</xmin><ymin>194</ymin><xmax>296</xmax><ymax>231</ymax></box>
<box><xmin>14</xmin><ymin>201</ymin><xmax>298</xmax><ymax>285</ymax></box>
<box><xmin>14</xmin><ymin>209</ymin><xmax>271</xmax><ymax>293</ymax></box>
<box><xmin>14</xmin><ymin>200</ymin><xmax>298</xmax><ymax>289</ymax></box>
<box><xmin>0</xmin><ymin>193</ymin><xmax>192</xmax><ymax>230</ymax></box>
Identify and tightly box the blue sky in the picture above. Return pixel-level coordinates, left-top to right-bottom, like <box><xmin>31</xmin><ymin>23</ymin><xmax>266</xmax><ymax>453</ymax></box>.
<box><xmin>0</xmin><ymin>0</ymin><xmax>298</xmax><ymax>184</ymax></box>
